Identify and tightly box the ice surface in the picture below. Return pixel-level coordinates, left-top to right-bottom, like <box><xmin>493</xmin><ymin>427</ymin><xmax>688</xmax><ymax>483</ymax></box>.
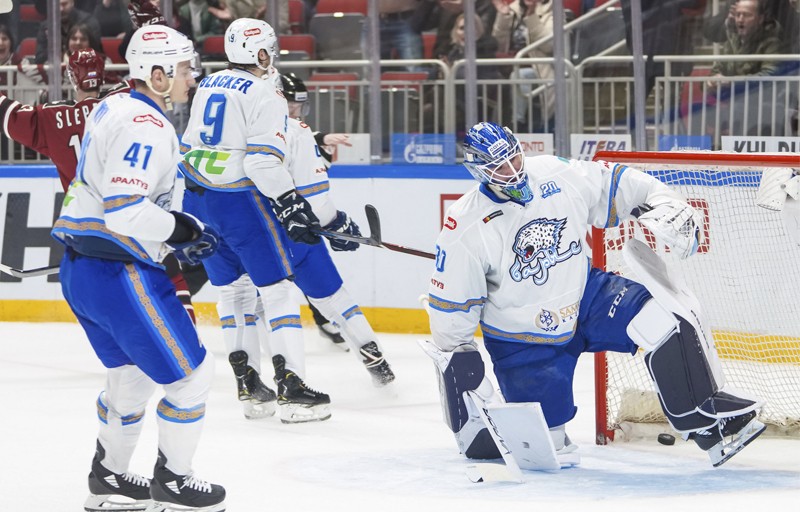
<box><xmin>1</xmin><ymin>323</ymin><xmax>798</xmax><ymax>511</ymax></box>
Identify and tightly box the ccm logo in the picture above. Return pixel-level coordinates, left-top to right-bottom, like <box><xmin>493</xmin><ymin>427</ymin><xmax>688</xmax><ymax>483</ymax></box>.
<box><xmin>142</xmin><ymin>32</ymin><xmax>168</xmax><ymax>41</ymax></box>
<box><xmin>444</xmin><ymin>217</ymin><xmax>457</xmax><ymax>230</ymax></box>
<box><xmin>133</xmin><ymin>114</ymin><xmax>164</xmax><ymax>128</ymax></box>
<box><xmin>244</xmin><ymin>28</ymin><xmax>262</xmax><ymax>36</ymax></box>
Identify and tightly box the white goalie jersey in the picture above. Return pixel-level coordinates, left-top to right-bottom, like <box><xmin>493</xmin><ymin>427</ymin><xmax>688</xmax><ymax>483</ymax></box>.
<box><xmin>180</xmin><ymin>68</ymin><xmax>294</xmax><ymax>198</ymax></box>
<box><xmin>284</xmin><ymin>117</ymin><xmax>337</xmax><ymax>226</ymax></box>
<box><xmin>428</xmin><ymin>156</ymin><xmax>689</xmax><ymax>351</ymax></box>
<box><xmin>52</xmin><ymin>92</ymin><xmax>182</xmax><ymax>266</ymax></box>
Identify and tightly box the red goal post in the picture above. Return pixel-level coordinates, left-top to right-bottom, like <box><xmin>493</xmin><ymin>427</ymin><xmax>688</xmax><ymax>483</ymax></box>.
<box><xmin>591</xmin><ymin>150</ymin><xmax>800</xmax><ymax>445</ymax></box>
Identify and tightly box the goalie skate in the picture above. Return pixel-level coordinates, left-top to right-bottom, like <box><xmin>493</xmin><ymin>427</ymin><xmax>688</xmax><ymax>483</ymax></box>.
<box><xmin>689</xmin><ymin>411</ymin><xmax>766</xmax><ymax>467</ymax></box>
<box><xmin>84</xmin><ymin>442</ymin><xmax>152</xmax><ymax>512</ymax></box>
<box><xmin>273</xmin><ymin>355</ymin><xmax>331</xmax><ymax>423</ymax></box>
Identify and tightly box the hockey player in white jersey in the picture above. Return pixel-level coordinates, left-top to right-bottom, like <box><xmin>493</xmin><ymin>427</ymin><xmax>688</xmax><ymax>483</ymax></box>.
<box><xmin>424</xmin><ymin>122</ymin><xmax>766</xmax><ymax>468</ymax></box>
<box><xmin>181</xmin><ymin>19</ymin><xmax>331</xmax><ymax>422</ymax></box>
<box><xmin>52</xmin><ymin>26</ymin><xmax>226</xmax><ymax>511</ymax></box>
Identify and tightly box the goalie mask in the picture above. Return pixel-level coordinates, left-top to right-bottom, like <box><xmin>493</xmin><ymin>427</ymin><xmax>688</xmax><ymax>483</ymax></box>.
<box><xmin>225</xmin><ymin>18</ymin><xmax>279</xmax><ymax>73</ymax></box>
<box><xmin>278</xmin><ymin>73</ymin><xmax>310</xmax><ymax>117</ymax></box>
<box><xmin>463</xmin><ymin>122</ymin><xmax>532</xmax><ymax>205</ymax></box>
<box><xmin>67</xmin><ymin>49</ymin><xmax>104</xmax><ymax>92</ymax></box>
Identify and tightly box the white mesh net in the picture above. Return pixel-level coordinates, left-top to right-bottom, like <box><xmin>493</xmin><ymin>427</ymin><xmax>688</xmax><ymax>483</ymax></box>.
<box><xmin>597</xmin><ymin>154</ymin><xmax>800</xmax><ymax>439</ymax></box>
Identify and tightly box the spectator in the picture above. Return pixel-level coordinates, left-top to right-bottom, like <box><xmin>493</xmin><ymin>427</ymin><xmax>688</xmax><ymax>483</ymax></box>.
<box><xmin>491</xmin><ymin>0</ymin><xmax>554</xmax><ymax>130</ymax></box>
<box><xmin>208</xmin><ymin>1</ymin><xmax>290</xmax><ymax>34</ymax></box>
<box><xmin>423</xmin><ymin>0</ymin><xmax>497</xmax><ymax>60</ymax></box>
<box><xmin>94</xmin><ymin>0</ymin><xmax>133</xmax><ymax>38</ymax></box>
<box><xmin>705</xmin><ymin>0</ymin><xmax>797</xmax><ymax>51</ymax></box>
<box><xmin>372</xmin><ymin>0</ymin><xmax>424</xmax><ymax>63</ymax></box>
<box><xmin>177</xmin><ymin>0</ymin><xmax>224</xmax><ymax>46</ymax></box>
<box><xmin>64</xmin><ymin>22</ymin><xmax>104</xmax><ymax>63</ymax></box>
<box><xmin>35</xmin><ymin>0</ymin><xmax>101</xmax><ymax>64</ymax></box>
<box><xmin>440</xmin><ymin>13</ymin><xmax>498</xmax><ymax>74</ymax></box>
<box><xmin>0</xmin><ymin>25</ymin><xmax>41</xmax><ymax>113</ymax></box>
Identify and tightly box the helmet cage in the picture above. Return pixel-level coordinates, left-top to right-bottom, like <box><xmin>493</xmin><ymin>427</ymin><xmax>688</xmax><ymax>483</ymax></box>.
<box><xmin>463</xmin><ymin>123</ymin><xmax>533</xmax><ymax>204</ymax></box>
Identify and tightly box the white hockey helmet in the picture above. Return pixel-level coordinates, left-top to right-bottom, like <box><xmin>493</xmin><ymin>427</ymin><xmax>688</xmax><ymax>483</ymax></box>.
<box><xmin>224</xmin><ymin>18</ymin><xmax>278</xmax><ymax>71</ymax></box>
<box><xmin>126</xmin><ymin>25</ymin><xmax>198</xmax><ymax>81</ymax></box>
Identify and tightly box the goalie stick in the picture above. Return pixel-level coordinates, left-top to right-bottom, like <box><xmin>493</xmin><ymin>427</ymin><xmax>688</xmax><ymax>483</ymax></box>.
<box><xmin>0</xmin><ymin>262</ymin><xmax>60</xmax><ymax>278</ymax></box>
<box><xmin>313</xmin><ymin>204</ymin><xmax>436</xmax><ymax>260</ymax></box>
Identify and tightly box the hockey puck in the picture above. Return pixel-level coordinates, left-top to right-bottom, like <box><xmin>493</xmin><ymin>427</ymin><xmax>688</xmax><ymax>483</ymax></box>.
<box><xmin>657</xmin><ymin>433</ymin><xmax>676</xmax><ymax>446</ymax></box>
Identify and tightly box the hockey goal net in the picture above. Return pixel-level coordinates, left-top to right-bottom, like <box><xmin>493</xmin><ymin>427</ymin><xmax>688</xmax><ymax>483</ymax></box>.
<box><xmin>592</xmin><ymin>150</ymin><xmax>800</xmax><ymax>444</ymax></box>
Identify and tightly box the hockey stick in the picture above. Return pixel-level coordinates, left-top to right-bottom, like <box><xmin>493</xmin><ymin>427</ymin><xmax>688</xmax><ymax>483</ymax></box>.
<box><xmin>313</xmin><ymin>204</ymin><xmax>436</xmax><ymax>260</ymax></box>
<box><xmin>0</xmin><ymin>262</ymin><xmax>60</xmax><ymax>278</ymax></box>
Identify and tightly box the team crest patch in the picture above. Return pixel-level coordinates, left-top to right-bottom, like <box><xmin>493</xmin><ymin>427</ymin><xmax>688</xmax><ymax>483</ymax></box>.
<box><xmin>539</xmin><ymin>181</ymin><xmax>561</xmax><ymax>199</ymax></box>
<box><xmin>535</xmin><ymin>309</ymin><xmax>560</xmax><ymax>332</ymax></box>
<box><xmin>509</xmin><ymin>217</ymin><xmax>582</xmax><ymax>285</ymax></box>
<box><xmin>133</xmin><ymin>114</ymin><xmax>163</xmax><ymax>128</ymax></box>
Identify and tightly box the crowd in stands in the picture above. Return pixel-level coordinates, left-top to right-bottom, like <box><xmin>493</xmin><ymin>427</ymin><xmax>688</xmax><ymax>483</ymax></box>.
<box><xmin>0</xmin><ymin>0</ymin><xmax>796</xmax><ymax>136</ymax></box>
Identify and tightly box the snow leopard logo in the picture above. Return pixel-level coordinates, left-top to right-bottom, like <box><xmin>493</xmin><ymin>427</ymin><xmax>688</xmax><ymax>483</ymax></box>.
<box><xmin>509</xmin><ymin>218</ymin><xmax>582</xmax><ymax>285</ymax></box>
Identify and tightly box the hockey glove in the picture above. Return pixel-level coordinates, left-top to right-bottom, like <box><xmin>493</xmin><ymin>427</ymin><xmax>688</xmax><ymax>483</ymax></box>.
<box><xmin>324</xmin><ymin>210</ymin><xmax>361</xmax><ymax>251</ymax></box>
<box><xmin>167</xmin><ymin>212</ymin><xmax>219</xmax><ymax>266</ymax></box>
<box><xmin>636</xmin><ymin>201</ymin><xmax>701</xmax><ymax>259</ymax></box>
<box><xmin>269</xmin><ymin>190</ymin><xmax>321</xmax><ymax>245</ymax></box>
<box><xmin>128</xmin><ymin>0</ymin><xmax>166</xmax><ymax>28</ymax></box>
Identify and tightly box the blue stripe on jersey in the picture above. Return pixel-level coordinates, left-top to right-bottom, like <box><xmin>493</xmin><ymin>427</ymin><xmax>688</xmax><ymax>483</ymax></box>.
<box><xmin>180</xmin><ymin>161</ymin><xmax>257</xmax><ymax>192</ymax></box>
<box><xmin>179</xmin><ymin>141</ymin><xmax>191</xmax><ymax>155</ymax></box>
<box><xmin>297</xmin><ymin>180</ymin><xmax>330</xmax><ymax>198</ymax></box>
<box><xmin>428</xmin><ymin>293</ymin><xmax>486</xmax><ymax>313</ymax></box>
<box><xmin>605</xmin><ymin>163</ymin><xmax>627</xmax><ymax>228</ymax></box>
<box><xmin>220</xmin><ymin>315</ymin><xmax>236</xmax><ymax>329</ymax></box>
<box><xmin>270</xmin><ymin>314</ymin><xmax>302</xmax><ymax>331</ymax></box>
<box><xmin>342</xmin><ymin>305</ymin><xmax>363</xmax><ymax>320</ymax></box>
<box><xmin>157</xmin><ymin>398</ymin><xmax>205</xmax><ymax>424</ymax></box>
<box><xmin>244</xmin><ymin>314</ymin><xmax>257</xmax><ymax>326</ymax></box>
<box><xmin>480</xmin><ymin>321</ymin><xmax>577</xmax><ymax>345</ymax></box>
<box><xmin>103</xmin><ymin>194</ymin><xmax>145</xmax><ymax>213</ymax></box>
<box><xmin>246</xmin><ymin>144</ymin><xmax>285</xmax><ymax>160</ymax></box>
<box><xmin>52</xmin><ymin>216</ymin><xmax>157</xmax><ymax>266</ymax></box>
<box><xmin>121</xmin><ymin>410</ymin><xmax>145</xmax><ymax>426</ymax></box>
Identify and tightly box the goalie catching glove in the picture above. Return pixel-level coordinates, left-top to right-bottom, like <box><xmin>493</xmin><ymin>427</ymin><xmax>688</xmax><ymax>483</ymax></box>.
<box><xmin>167</xmin><ymin>212</ymin><xmax>219</xmax><ymax>265</ymax></box>
<box><xmin>269</xmin><ymin>190</ymin><xmax>321</xmax><ymax>245</ymax></box>
<box><xmin>635</xmin><ymin>200</ymin><xmax>702</xmax><ymax>259</ymax></box>
<box><xmin>324</xmin><ymin>210</ymin><xmax>361</xmax><ymax>251</ymax></box>
<box><xmin>756</xmin><ymin>168</ymin><xmax>799</xmax><ymax>211</ymax></box>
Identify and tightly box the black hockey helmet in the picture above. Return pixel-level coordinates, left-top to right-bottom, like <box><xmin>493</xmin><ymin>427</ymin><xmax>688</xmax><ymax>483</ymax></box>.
<box><xmin>279</xmin><ymin>73</ymin><xmax>308</xmax><ymax>103</ymax></box>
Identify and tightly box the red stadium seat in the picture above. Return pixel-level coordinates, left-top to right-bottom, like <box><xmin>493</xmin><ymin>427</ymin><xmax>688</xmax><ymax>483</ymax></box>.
<box><xmin>288</xmin><ymin>0</ymin><xmax>305</xmax><ymax>34</ymax></box>
<box><xmin>20</xmin><ymin>4</ymin><xmax>45</xmax><ymax>22</ymax></box>
<box><xmin>16</xmin><ymin>37</ymin><xmax>37</xmax><ymax>59</ymax></box>
<box><xmin>101</xmin><ymin>38</ymin><xmax>125</xmax><ymax>64</ymax></box>
<box><xmin>564</xmin><ymin>0</ymin><xmax>583</xmax><ymax>17</ymax></box>
<box><xmin>422</xmin><ymin>32</ymin><xmax>436</xmax><ymax>60</ymax></box>
<box><xmin>279</xmin><ymin>34</ymin><xmax>316</xmax><ymax>60</ymax></box>
<box><xmin>380</xmin><ymin>71</ymin><xmax>428</xmax><ymax>91</ymax></box>
<box><xmin>308</xmin><ymin>72</ymin><xmax>359</xmax><ymax>99</ymax></box>
<box><xmin>316</xmin><ymin>0</ymin><xmax>367</xmax><ymax>15</ymax></box>
<box><xmin>201</xmin><ymin>36</ymin><xmax>226</xmax><ymax>58</ymax></box>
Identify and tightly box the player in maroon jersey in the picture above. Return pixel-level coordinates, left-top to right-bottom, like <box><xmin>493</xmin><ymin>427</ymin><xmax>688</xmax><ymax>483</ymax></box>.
<box><xmin>0</xmin><ymin>48</ymin><xmax>198</xmax><ymax>323</ymax></box>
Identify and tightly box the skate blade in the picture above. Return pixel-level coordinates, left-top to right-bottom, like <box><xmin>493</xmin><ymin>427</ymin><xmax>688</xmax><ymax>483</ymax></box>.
<box><xmin>709</xmin><ymin>419</ymin><xmax>766</xmax><ymax>467</ymax></box>
<box><xmin>84</xmin><ymin>493</ymin><xmax>152</xmax><ymax>511</ymax></box>
<box><xmin>242</xmin><ymin>399</ymin><xmax>277</xmax><ymax>419</ymax></box>
<box><xmin>279</xmin><ymin>403</ymin><xmax>331</xmax><ymax>424</ymax></box>
<box><xmin>145</xmin><ymin>501</ymin><xmax>225</xmax><ymax>512</ymax></box>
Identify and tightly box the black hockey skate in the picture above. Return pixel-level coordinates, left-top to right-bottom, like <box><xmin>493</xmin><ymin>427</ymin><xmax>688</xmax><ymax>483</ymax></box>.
<box><xmin>229</xmin><ymin>350</ymin><xmax>277</xmax><ymax>419</ymax></box>
<box><xmin>359</xmin><ymin>341</ymin><xmax>396</xmax><ymax>386</ymax></box>
<box><xmin>318</xmin><ymin>322</ymin><xmax>349</xmax><ymax>351</ymax></box>
<box><xmin>149</xmin><ymin>451</ymin><xmax>226</xmax><ymax>512</ymax></box>
<box><xmin>84</xmin><ymin>441</ymin><xmax>152</xmax><ymax>512</ymax></box>
<box><xmin>688</xmin><ymin>410</ymin><xmax>766</xmax><ymax>467</ymax></box>
<box><xmin>273</xmin><ymin>354</ymin><xmax>331</xmax><ymax>423</ymax></box>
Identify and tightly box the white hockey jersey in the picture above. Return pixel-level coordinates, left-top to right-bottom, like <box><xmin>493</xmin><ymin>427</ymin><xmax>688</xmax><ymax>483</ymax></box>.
<box><xmin>428</xmin><ymin>155</ymin><xmax>686</xmax><ymax>351</ymax></box>
<box><xmin>285</xmin><ymin>117</ymin><xmax>337</xmax><ymax>226</ymax></box>
<box><xmin>52</xmin><ymin>91</ymin><xmax>181</xmax><ymax>266</ymax></box>
<box><xmin>180</xmin><ymin>68</ymin><xmax>294</xmax><ymax>197</ymax></box>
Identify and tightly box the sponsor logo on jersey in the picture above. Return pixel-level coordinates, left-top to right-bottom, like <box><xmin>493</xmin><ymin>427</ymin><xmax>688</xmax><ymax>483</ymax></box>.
<box><xmin>299</xmin><ymin>121</ymin><xmax>309</xmax><ymax>129</ymax></box>
<box><xmin>540</xmin><ymin>181</ymin><xmax>561</xmax><ymax>199</ymax></box>
<box><xmin>133</xmin><ymin>114</ymin><xmax>164</xmax><ymax>128</ymax></box>
<box><xmin>275</xmin><ymin>131</ymin><xmax>286</xmax><ymax>142</ymax></box>
<box><xmin>482</xmin><ymin>210</ymin><xmax>503</xmax><ymax>223</ymax></box>
<box><xmin>487</xmin><ymin>139</ymin><xmax>509</xmax><ymax>156</ymax></box>
<box><xmin>111</xmin><ymin>176</ymin><xmax>149</xmax><ymax>190</ymax></box>
<box><xmin>509</xmin><ymin>217</ymin><xmax>582</xmax><ymax>285</ymax></box>
<box><xmin>244</xmin><ymin>27</ymin><xmax>262</xmax><ymax>37</ymax></box>
<box><xmin>444</xmin><ymin>216</ymin><xmax>457</xmax><ymax>230</ymax></box>
<box><xmin>430</xmin><ymin>278</ymin><xmax>444</xmax><ymax>290</ymax></box>
<box><xmin>535</xmin><ymin>309</ymin><xmax>560</xmax><ymax>332</ymax></box>
<box><xmin>559</xmin><ymin>301</ymin><xmax>579</xmax><ymax>322</ymax></box>
<box><xmin>142</xmin><ymin>31</ymin><xmax>168</xmax><ymax>41</ymax></box>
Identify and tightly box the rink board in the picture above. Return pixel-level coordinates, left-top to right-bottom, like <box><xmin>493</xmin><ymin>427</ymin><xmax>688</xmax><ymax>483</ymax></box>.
<box><xmin>0</xmin><ymin>164</ymin><xmax>473</xmax><ymax>332</ymax></box>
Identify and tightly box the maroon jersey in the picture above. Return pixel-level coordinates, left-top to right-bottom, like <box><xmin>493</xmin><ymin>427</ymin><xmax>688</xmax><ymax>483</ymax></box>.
<box><xmin>0</xmin><ymin>81</ymin><xmax>132</xmax><ymax>192</ymax></box>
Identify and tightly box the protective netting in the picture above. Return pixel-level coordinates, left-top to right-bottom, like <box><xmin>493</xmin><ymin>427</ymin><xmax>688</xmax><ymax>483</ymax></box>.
<box><xmin>599</xmin><ymin>161</ymin><xmax>800</xmax><ymax>437</ymax></box>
